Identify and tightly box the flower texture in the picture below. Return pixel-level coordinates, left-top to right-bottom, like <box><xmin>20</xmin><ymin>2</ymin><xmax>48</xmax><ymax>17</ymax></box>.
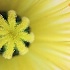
<box><xmin>0</xmin><ymin>0</ymin><xmax>70</xmax><ymax>70</ymax></box>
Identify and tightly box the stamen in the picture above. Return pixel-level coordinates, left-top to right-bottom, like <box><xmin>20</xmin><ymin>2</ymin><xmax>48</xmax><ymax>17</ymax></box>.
<box><xmin>15</xmin><ymin>40</ymin><xmax>28</xmax><ymax>55</ymax></box>
<box><xmin>3</xmin><ymin>41</ymin><xmax>15</xmax><ymax>59</ymax></box>
<box><xmin>0</xmin><ymin>36</ymin><xmax>8</xmax><ymax>48</ymax></box>
<box><xmin>16</xmin><ymin>17</ymin><xmax>30</xmax><ymax>32</ymax></box>
<box><xmin>0</xmin><ymin>15</ymin><xmax>8</xmax><ymax>29</ymax></box>
<box><xmin>8</xmin><ymin>10</ymin><xmax>16</xmax><ymax>28</ymax></box>
<box><xmin>19</xmin><ymin>32</ymin><xmax>34</xmax><ymax>43</ymax></box>
<box><xmin>0</xmin><ymin>10</ymin><xmax>34</xmax><ymax>59</ymax></box>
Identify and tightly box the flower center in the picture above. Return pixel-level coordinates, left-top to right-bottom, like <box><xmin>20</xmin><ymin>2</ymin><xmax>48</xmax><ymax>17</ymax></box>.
<box><xmin>0</xmin><ymin>10</ymin><xmax>34</xmax><ymax>59</ymax></box>
<box><xmin>8</xmin><ymin>27</ymin><xmax>21</xmax><ymax>40</ymax></box>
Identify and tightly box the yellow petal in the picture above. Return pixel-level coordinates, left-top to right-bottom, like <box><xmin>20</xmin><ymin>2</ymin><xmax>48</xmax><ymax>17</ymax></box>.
<box><xmin>30</xmin><ymin>40</ymin><xmax>70</xmax><ymax>70</ymax></box>
<box><xmin>30</xmin><ymin>12</ymin><xmax>70</xmax><ymax>41</ymax></box>
<box><xmin>0</xmin><ymin>40</ymin><xmax>70</xmax><ymax>70</ymax></box>
<box><xmin>23</xmin><ymin>0</ymin><xmax>70</xmax><ymax>21</ymax></box>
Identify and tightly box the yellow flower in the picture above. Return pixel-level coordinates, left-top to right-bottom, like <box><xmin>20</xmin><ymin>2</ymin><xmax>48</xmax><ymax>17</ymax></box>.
<box><xmin>0</xmin><ymin>0</ymin><xmax>70</xmax><ymax>70</ymax></box>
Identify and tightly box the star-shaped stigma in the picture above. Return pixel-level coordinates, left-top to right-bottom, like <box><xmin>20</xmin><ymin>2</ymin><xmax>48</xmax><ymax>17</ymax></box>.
<box><xmin>0</xmin><ymin>10</ymin><xmax>34</xmax><ymax>59</ymax></box>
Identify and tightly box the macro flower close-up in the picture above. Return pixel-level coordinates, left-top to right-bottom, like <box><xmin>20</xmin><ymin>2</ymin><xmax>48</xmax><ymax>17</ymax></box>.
<box><xmin>0</xmin><ymin>0</ymin><xmax>70</xmax><ymax>70</ymax></box>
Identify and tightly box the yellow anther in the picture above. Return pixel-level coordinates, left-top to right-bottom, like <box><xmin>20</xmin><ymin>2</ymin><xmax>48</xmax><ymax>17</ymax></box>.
<box><xmin>0</xmin><ymin>36</ymin><xmax>8</xmax><ymax>48</ymax></box>
<box><xmin>0</xmin><ymin>15</ymin><xmax>8</xmax><ymax>29</ymax></box>
<box><xmin>8</xmin><ymin>10</ymin><xmax>16</xmax><ymax>28</ymax></box>
<box><xmin>0</xmin><ymin>10</ymin><xmax>34</xmax><ymax>59</ymax></box>
<box><xmin>19</xmin><ymin>32</ymin><xmax>34</xmax><ymax>43</ymax></box>
<box><xmin>15</xmin><ymin>40</ymin><xmax>28</xmax><ymax>55</ymax></box>
<box><xmin>16</xmin><ymin>17</ymin><xmax>30</xmax><ymax>32</ymax></box>
<box><xmin>3</xmin><ymin>41</ymin><xmax>15</xmax><ymax>59</ymax></box>
<box><xmin>0</xmin><ymin>30</ymin><xmax>8</xmax><ymax>35</ymax></box>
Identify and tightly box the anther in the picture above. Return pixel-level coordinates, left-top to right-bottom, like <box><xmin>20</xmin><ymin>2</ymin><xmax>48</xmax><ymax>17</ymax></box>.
<box><xmin>0</xmin><ymin>10</ymin><xmax>34</xmax><ymax>59</ymax></box>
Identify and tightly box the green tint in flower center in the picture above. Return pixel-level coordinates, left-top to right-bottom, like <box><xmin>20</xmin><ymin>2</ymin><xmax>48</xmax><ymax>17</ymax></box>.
<box><xmin>0</xmin><ymin>10</ymin><xmax>34</xmax><ymax>59</ymax></box>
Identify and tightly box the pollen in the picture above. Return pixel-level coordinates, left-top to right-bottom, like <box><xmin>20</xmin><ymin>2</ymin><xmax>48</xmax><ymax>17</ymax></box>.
<box><xmin>0</xmin><ymin>10</ymin><xmax>34</xmax><ymax>59</ymax></box>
